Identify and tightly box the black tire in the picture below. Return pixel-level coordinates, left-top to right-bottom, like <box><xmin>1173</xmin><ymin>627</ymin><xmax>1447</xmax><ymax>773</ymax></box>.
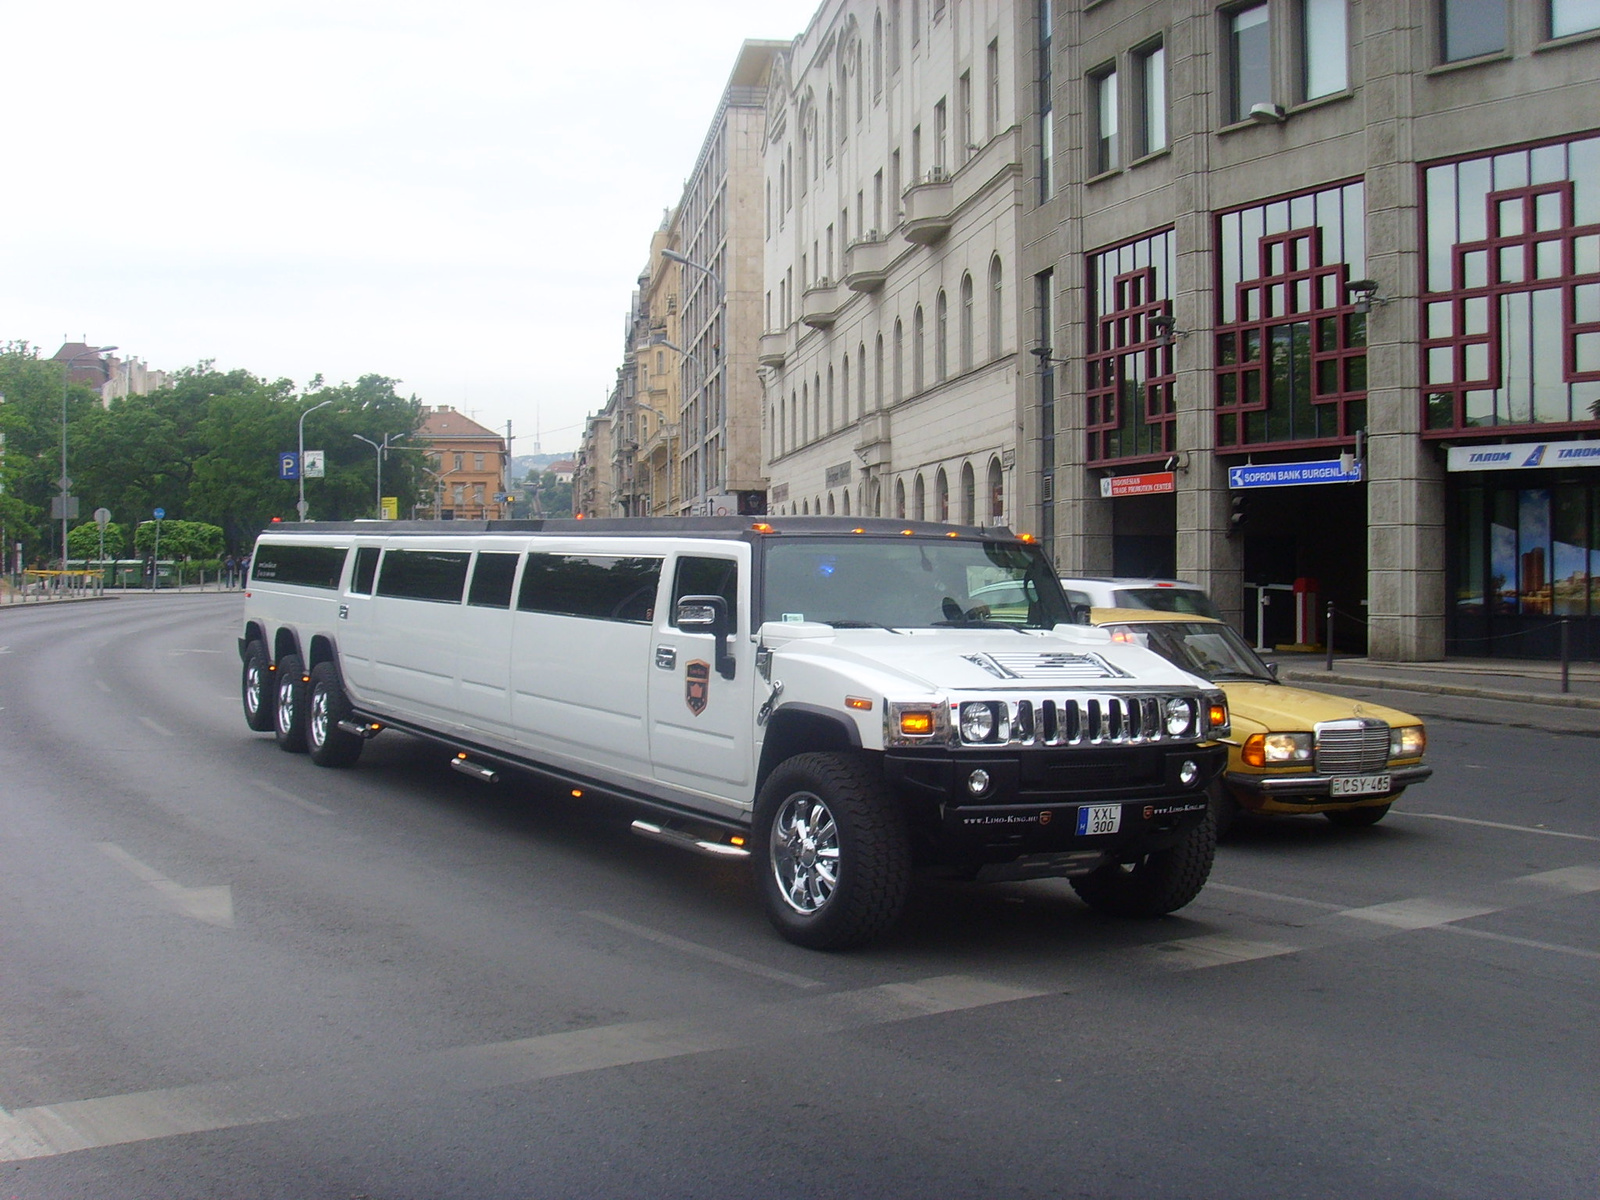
<box><xmin>1209</xmin><ymin>780</ymin><xmax>1241</xmax><ymax>840</ymax></box>
<box><xmin>1070</xmin><ymin>813</ymin><xmax>1216</xmax><ymax>917</ymax></box>
<box><xmin>752</xmin><ymin>752</ymin><xmax>911</xmax><ymax>950</ymax></box>
<box><xmin>1325</xmin><ymin>802</ymin><xmax>1391</xmax><ymax>828</ymax></box>
<box><xmin>307</xmin><ymin>661</ymin><xmax>364</xmax><ymax>768</ymax></box>
<box><xmin>273</xmin><ymin>653</ymin><xmax>309</xmax><ymax>753</ymax></box>
<box><xmin>242</xmin><ymin>640</ymin><xmax>276</xmax><ymax>733</ymax></box>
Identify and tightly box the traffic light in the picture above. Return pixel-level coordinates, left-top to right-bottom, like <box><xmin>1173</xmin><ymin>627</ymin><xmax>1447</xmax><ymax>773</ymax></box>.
<box><xmin>1228</xmin><ymin>493</ymin><xmax>1247</xmax><ymax>535</ymax></box>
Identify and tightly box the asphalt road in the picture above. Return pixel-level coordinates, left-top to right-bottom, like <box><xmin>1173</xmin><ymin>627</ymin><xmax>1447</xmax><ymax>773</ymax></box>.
<box><xmin>1</xmin><ymin>594</ymin><xmax>1596</xmax><ymax>1199</ymax></box>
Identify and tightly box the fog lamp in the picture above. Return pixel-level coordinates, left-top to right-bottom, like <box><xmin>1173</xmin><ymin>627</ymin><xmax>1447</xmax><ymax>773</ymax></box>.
<box><xmin>966</xmin><ymin>768</ymin><xmax>991</xmax><ymax>796</ymax></box>
<box><xmin>1179</xmin><ymin>759</ymin><xmax>1199</xmax><ymax>786</ymax></box>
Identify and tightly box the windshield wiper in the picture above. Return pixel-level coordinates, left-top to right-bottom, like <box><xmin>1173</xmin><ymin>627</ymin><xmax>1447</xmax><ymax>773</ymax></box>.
<box><xmin>826</xmin><ymin>620</ymin><xmax>906</xmax><ymax>633</ymax></box>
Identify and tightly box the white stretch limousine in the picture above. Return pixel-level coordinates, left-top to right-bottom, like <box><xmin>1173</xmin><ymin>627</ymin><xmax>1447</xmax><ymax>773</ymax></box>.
<box><xmin>241</xmin><ymin>517</ymin><xmax>1230</xmax><ymax>948</ymax></box>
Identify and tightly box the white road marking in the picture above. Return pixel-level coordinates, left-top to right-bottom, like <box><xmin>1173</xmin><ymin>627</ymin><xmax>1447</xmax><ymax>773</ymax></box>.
<box><xmin>247</xmin><ymin>779</ymin><xmax>335</xmax><ymax>817</ymax></box>
<box><xmin>1146</xmin><ymin>933</ymin><xmax>1300</xmax><ymax>970</ymax></box>
<box><xmin>95</xmin><ymin>843</ymin><xmax>234</xmax><ymax>928</ymax></box>
<box><xmin>94</xmin><ymin>679</ymin><xmax>112</xmax><ymax>694</ymax></box>
<box><xmin>1435</xmin><ymin>924</ymin><xmax>1600</xmax><ymax>962</ymax></box>
<box><xmin>136</xmin><ymin>716</ymin><xmax>173</xmax><ymax>738</ymax></box>
<box><xmin>583</xmin><ymin>911</ymin><xmax>823</xmax><ymax>989</ymax></box>
<box><xmin>0</xmin><ymin>973</ymin><xmax>1046</xmax><ymax>1162</ymax></box>
<box><xmin>1396</xmin><ymin>811</ymin><xmax>1600</xmax><ymax>842</ymax></box>
<box><xmin>1515</xmin><ymin>864</ymin><xmax>1600</xmax><ymax>894</ymax></box>
<box><xmin>1336</xmin><ymin>897</ymin><xmax>1500</xmax><ymax>930</ymax></box>
<box><xmin>1206</xmin><ymin>883</ymin><xmax>1344</xmax><ymax>910</ymax></box>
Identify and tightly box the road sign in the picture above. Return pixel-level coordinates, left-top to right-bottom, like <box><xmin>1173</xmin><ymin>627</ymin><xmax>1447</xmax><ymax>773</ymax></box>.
<box><xmin>50</xmin><ymin>496</ymin><xmax>80</xmax><ymax>519</ymax></box>
<box><xmin>94</xmin><ymin>507</ymin><xmax>111</xmax><ymax>528</ymax></box>
<box><xmin>303</xmin><ymin>450</ymin><xmax>325</xmax><ymax>478</ymax></box>
<box><xmin>1100</xmin><ymin>471</ymin><xmax>1175</xmax><ymax>498</ymax></box>
<box><xmin>154</xmin><ymin>507</ymin><xmax>166</xmax><ymax>520</ymax></box>
<box><xmin>1227</xmin><ymin>459</ymin><xmax>1362</xmax><ymax>489</ymax></box>
<box><xmin>279</xmin><ymin>452</ymin><xmax>300</xmax><ymax>480</ymax></box>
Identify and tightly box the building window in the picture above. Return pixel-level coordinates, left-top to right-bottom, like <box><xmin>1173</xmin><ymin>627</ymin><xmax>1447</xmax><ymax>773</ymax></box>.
<box><xmin>1302</xmin><ymin>0</ymin><xmax>1348</xmax><ymax>99</ymax></box>
<box><xmin>961</xmin><ymin>462</ymin><xmax>976</xmax><ymax>524</ymax></box>
<box><xmin>1035</xmin><ymin>268</ymin><xmax>1056</xmax><ymax>552</ymax></box>
<box><xmin>475</xmin><ymin>453</ymin><xmax>485</xmax><ymax>471</ymax></box>
<box><xmin>453</xmin><ymin>452</ymin><xmax>464</xmax><ymax>471</ymax></box>
<box><xmin>934</xmin><ymin>98</ymin><xmax>948</xmax><ymax>174</ymax></box>
<box><xmin>987</xmin><ymin>39</ymin><xmax>1001</xmax><ymax>140</ymax></box>
<box><xmin>914</xmin><ymin>473</ymin><xmax>926</xmax><ymax>520</ymax></box>
<box><xmin>873</xmin><ymin>12</ymin><xmax>884</xmax><ymax>96</ymax></box>
<box><xmin>959</xmin><ymin>71</ymin><xmax>973</xmax><ymax>162</ymax></box>
<box><xmin>989</xmin><ymin>255</ymin><xmax>1004</xmax><ymax>356</ymax></box>
<box><xmin>1037</xmin><ymin>1</ymin><xmax>1053</xmax><ymax>201</ymax></box>
<box><xmin>889</xmin><ymin>0</ymin><xmax>902</xmax><ymax>71</ymax></box>
<box><xmin>857</xmin><ymin>340</ymin><xmax>867</xmax><ymax>419</ymax></box>
<box><xmin>827</xmin><ymin>365</ymin><xmax>836</xmax><ymax>432</ymax></box>
<box><xmin>893</xmin><ymin>318</ymin><xmax>905</xmax><ymax>399</ymax></box>
<box><xmin>936</xmin><ymin>290</ymin><xmax>949</xmax><ymax>381</ymax></box>
<box><xmin>875</xmin><ymin>333</ymin><xmax>885</xmax><ymax>409</ymax></box>
<box><xmin>1215</xmin><ymin>181</ymin><xmax>1371</xmax><ymax>450</ymax></box>
<box><xmin>895</xmin><ymin>477</ymin><xmax>907</xmax><ymax>517</ymax></box>
<box><xmin>1087</xmin><ymin>231</ymin><xmax>1178</xmax><ymax>464</ymax></box>
<box><xmin>913</xmin><ymin>304</ymin><xmax>926</xmax><ymax>392</ymax></box>
<box><xmin>1441</xmin><ymin>0</ymin><xmax>1508</xmax><ymax>62</ymax></box>
<box><xmin>988</xmin><ymin>457</ymin><xmax>1004</xmax><ymax>521</ymax></box>
<box><xmin>936</xmin><ymin>468</ymin><xmax>950</xmax><ymax>522</ymax></box>
<box><xmin>1090</xmin><ymin>64</ymin><xmax>1118</xmax><ymax>174</ymax></box>
<box><xmin>1228</xmin><ymin>4</ymin><xmax>1272</xmax><ymax>123</ymax></box>
<box><xmin>1422</xmin><ymin>135</ymin><xmax>1600</xmax><ymax>433</ymax></box>
<box><xmin>1135</xmin><ymin>41</ymin><xmax>1167</xmax><ymax>156</ymax></box>
<box><xmin>960</xmin><ymin>272</ymin><xmax>975</xmax><ymax>371</ymax></box>
<box><xmin>1552</xmin><ymin>0</ymin><xmax>1600</xmax><ymax>37</ymax></box>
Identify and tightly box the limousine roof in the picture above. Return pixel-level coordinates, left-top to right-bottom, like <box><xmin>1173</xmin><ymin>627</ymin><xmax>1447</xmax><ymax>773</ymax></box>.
<box><xmin>255</xmin><ymin>516</ymin><xmax>1026</xmax><ymax>542</ymax></box>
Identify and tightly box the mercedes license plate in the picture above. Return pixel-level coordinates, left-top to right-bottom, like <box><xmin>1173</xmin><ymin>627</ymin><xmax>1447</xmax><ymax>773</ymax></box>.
<box><xmin>1330</xmin><ymin>774</ymin><xmax>1391</xmax><ymax>797</ymax></box>
<box><xmin>1076</xmin><ymin>804</ymin><xmax>1122</xmax><ymax>836</ymax></box>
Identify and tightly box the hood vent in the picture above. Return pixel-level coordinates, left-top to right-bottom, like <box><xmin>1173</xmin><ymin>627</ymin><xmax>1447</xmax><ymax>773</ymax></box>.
<box><xmin>962</xmin><ymin>651</ymin><xmax>1129</xmax><ymax>681</ymax></box>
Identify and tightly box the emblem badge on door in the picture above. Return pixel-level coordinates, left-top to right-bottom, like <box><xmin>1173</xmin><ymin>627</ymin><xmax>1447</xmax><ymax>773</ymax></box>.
<box><xmin>685</xmin><ymin>659</ymin><xmax>711</xmax><ymax>716</ymax></box>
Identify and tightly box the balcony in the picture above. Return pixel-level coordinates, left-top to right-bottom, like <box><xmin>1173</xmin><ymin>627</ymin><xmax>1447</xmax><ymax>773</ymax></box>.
<box><xmin>842</xmin><ymin>235</ymin><xmax>893</xmax><ymax>292</ymax></box>
<box><xmin>800</xmin><ymin>279</ymin><xmax>844</xmax><ymax>330</ymax></box>
<box><xmin>903</xmin><ymin>169</ymin><xmax>955</xmax><ymax>245</ymax></box>
<box><xmin>758</xmin><ymin>329</ymin><xmax>788</xmax><ymax>368</ymax></box>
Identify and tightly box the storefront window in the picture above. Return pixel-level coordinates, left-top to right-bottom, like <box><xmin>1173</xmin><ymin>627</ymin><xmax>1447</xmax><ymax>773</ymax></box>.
<box><xmin>1214</xmin><ymin>181</ymin><xmax>1368</xmax><ymax>451</ymax></box>
<box><xmin>1086</xmin><ymin>230</ymin><xmax>1176</xmax><ymax>464</ymax></box>
<box><xmin>1423</xmin><ymin>135</ymin><xmax>1600</xmax><ymax>433</ymax></box>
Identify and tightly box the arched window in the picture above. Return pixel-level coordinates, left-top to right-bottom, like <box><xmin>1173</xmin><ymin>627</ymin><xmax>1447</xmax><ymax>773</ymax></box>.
<box><xmin>842</xmin><ymin>488</ymin><xmax>851</xmax><ymax>514</ymax></box>
<box><xmin>935</xmin><ymin>290</ymin><xmax>948</xmax><ymax>382</ymax></box>
<box><xmin>827</xmin><ymin>493</ymin><xmax>836</xmax><ymax>514</ymax></box>
<box><xmin>827</xmin><ymin>364</ymin><xmax>835</xmax><ymax>432</ymax></box>
<box><xmin>800</xmin><ymin>380</ymin><xmax>809</xmax><ymax>444</ymax></box>
<box><xmin>893</xmin><ymin>318</ymin><xmax>904</xmax><ymax>400</ymax></box>
<box><xmin>802</xmin><ymin>498</ymin><xmax>810</xmax><ymax>515</ymax></box>
<box><xmin>870</xmin><ymin>478</ymin><xmax>883</xmax><ymax>516</ymax></box>
<box><xmin>912</xmin><ymin>304</ymin><xmax>925</xmax><ymax>393</ymax></box>
<box><xmin>826</xmin><ymin>86</ymin><xmax>834</xmax><ymax>157</ymax></box>
<box><xmin>888</xmin><ymin>0</ymin><xmax>901</xmax><ymax>71</ymax></box>
<box><xmin>874</xmin><ymin>334</ymin><xmax>884</xmax><ymax>410</ymax></box>
<box><xmin>840</xmin><ymin>356</ymin><xmax>849</xmax><ymax>427</ymax></box>
<box><xmin>895</xmin><ymin>477</ymin><xmax>906</xmax><ymax>518</ymax></box>
<box><xmin>857</xmin><ymin>341</ymin><xmax>866</xmax><ymax>419</ymax></box>
<box><xmin>872</xmin><ymin>11</ymin><xmax>884</xmax><ymax>97</ymax></box>
<box><xmin>913</xmin><ymin>473</ymin><xmax>926</xmax><ymax>521</ymax></box>
<box><xmin>960</xmin><ymin>272</ymin><xmax>974</xmax><ymax>371</ymax></box>
<box><xmin>935</xmin><ymin>468</ymin><xmax>949</xmax><ymax>522</ymax></box>
<box><xmin>988</xmin><ymin>456</ymin><xmax>1004</xmax><ymax>522</ymax></box>
<box><xmin>960</xmin><ymin>462</ymin><xmax>976</xmax><ymax>524</ymax></box>
<box><xmin>988</xmin><ymin>255</ymin><xmax>1003</xmax><ymax>357</ymax></box>
<box><xmin>814</xmin><ymin>373</ymin><xmax>822</xmax><ymax>439</ymax></box>
<box><xmin>790</xmin><ymin>389</ymin><xmax>798</xmax><ymax>450</ymax></box>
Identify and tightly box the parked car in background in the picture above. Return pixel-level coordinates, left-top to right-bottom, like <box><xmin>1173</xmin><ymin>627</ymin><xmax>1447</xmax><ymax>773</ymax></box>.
<box><xmin>1090</xmin><ymin>608</ymin><xmax>1431</xmax><ymax>834</ymax></box>
<box><xmin>1060</xmin><ymin>576</ymin><xmax>1223</xmax><ymax>623</ymax></box>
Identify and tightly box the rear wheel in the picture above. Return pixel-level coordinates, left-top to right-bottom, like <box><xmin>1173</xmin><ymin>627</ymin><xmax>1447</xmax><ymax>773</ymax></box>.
<box><xmin>307</xmin><ymin>662</ymin><xmax>364</xmax><ymax>768</ymax></box>
<box><xmin>752</xmin><ymin>752</ymin><xmax>911</xmax><ymax>950</ymax></box>
<box><xmin>241</xmin><ymin>641</ymin><xmax>275</xmax><ymax>732</ymax></box>
<box><xmin>1070</xmin><ymin>814</ymin><xmax>1216</xmax><ymax>917</ymax></box>
<box><xmin>1325</xmin><ymin>802</ymin><xmax>1392</xmax><ymax>828</ymax></box>
<box><xmin>273</xmin><ymin>653</ymin><xmax>308</xmax><ymax>753</ymax></box>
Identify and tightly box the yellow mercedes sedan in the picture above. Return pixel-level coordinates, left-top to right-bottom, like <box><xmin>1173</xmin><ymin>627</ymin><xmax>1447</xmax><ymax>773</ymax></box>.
<box><xmin>1091</xmin><ymin>609</ymin><xmax>1431</xmax><ymax>834</ymax></box>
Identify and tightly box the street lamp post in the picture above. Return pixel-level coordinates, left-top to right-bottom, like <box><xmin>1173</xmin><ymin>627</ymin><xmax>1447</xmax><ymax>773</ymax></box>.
<box><xmin>59</xmin><ymin>344</ymin><xmax>116</xmax><ymax>570</ymax></box>
<box><xmin>661</xmin><ymin>250</ymin><xmax>724</xmax><ymax>513</ymax></box>
<box><xmin>352</xmin><ymin>432</ymin><xmax>407</xmax><ymax>519</ymax></box>
<box><xmin>297</xmin><ymin>398</ymin><xmax>334</xmax><ymax>521</ymax></box>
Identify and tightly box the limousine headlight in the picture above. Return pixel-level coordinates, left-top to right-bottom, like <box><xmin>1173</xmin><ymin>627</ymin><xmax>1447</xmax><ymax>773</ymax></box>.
<box><xmin>958</xmin><ymin>701</ymin><xmax>1003</xmax><ymax>743</ymax></box>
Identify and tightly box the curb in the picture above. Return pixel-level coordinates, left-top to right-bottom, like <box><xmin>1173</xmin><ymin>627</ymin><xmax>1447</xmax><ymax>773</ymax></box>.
<box><xmin>1282</xmin><ymin>669</ymin><xmax>1600</xmax><ymax>712</ymax></box>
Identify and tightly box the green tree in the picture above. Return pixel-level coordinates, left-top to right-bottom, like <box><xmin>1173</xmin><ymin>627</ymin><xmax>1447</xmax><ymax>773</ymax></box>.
<box><xmin>67</xmin><ymin>520</ymin><xmax>128</xmax><ymax>561</ymax></box>
<box><xmin>133</xmin><ymin>519</ymin><xmax>223</xmax><ymax>560</ymax></box>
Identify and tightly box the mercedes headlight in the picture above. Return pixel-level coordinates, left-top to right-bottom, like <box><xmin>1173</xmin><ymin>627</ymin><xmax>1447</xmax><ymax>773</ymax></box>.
<box><xmin>1389</xmin><ymin>725</ymin><xmax>1426</xmax><ymax>760</ymax></box>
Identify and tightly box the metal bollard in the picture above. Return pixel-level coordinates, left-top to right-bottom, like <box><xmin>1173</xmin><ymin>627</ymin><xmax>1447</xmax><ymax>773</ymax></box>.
<box><xmin>1325</xmin><ymin>602</ymin><xmax>1335</xmax><ymax>671</ymax></box>
<box><xmin>1561</xmin><ymin>619</ymin><xmax>1570</xmax><ymax>694</ymax></box>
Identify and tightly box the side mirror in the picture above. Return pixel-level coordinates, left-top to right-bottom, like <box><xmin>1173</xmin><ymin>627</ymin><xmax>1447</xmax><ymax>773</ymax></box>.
<box><xmin>1266</xmin><ymin>661</ymin><xmax>1279</xmax><ymax>679</ymax></box>
<box><xmin>676</xmin><ymin>594</ymin><xmax>736</xmax><ymax>680</ymax></box>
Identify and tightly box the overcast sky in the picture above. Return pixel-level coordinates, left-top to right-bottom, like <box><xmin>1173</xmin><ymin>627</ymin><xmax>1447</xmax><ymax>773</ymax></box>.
<box><xmin>1</xmin><ymin>1</ymin><xmax>821</xmax><ymax>457</ymax></box>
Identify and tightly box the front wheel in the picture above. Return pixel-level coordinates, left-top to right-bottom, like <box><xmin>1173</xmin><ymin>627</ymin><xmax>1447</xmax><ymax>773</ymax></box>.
<box><xmin>1070</xmin><ymin>815</ymin><xmax>1216</xmax><ymax>918</ymax></box>
<box><xmin>307</xmin><ymin>662</ymin><xmax>364</xmax><ymax>768</ymax></box>
<box><xmin>1325</xmin><ymin>802</ymin><xmax>1392</xmax><ymax>828</ymax></box>
<box><xmin>752</xmin><ymin>752</ymin><xmax>911</xmax><ymax>950</ymax></box>
<box><xmin>241</xmin><ymin>641</ymin><xmax>275</xmax><ymax>732</ymax></box>
<box><xmin>273</xmin><ymin>653</ymin><xmax>308</xmax><ymax>753</ymax></box>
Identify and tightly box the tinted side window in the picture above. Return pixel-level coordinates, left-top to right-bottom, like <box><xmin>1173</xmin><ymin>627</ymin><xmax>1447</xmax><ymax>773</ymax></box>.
<box><xmin>350</xmin><ymin>547</ymin><xmax>380</xmax><ymax>595</ymax></box>
<box><xmin>250</xmin><ymin>543</ymin><xmax>347</xmax><ymax>590</ymax></box>
<box><xmin>671</xmin><ymin>556</ymin><xmax>739</xmax><ymax>628</ymax></box>
<box><xmin>517</xmin><ymin>554</ymin><xmax>663</xmax><ymax>623</ymax></box>
<box><xmin>468</xmin><ymin>552</ymin><xmax>519</xmax><ymax>608</ymax></box>
<box><xmin>375</xmin><ymin>550</ymin><xmax>470</xmax><ymax>603</ymax></box>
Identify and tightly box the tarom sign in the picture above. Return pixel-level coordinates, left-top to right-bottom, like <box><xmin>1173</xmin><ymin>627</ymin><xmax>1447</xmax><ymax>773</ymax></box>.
<box><xmin>1445</xmin><ymin>440</ymin><xmax>1600</xmax><ymax>472</ymax></box>
<box><xmin>1100</xmin><ymin>471</ymin><xmax>1176</xmax><ymax>498</ymax></box>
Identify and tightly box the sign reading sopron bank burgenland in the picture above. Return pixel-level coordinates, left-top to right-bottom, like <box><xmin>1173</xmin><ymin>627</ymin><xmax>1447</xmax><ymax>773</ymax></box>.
<box><xmin>1227</xmin><ymin>459</ymin><xmax>1363</xmax><ymax>489</ymax></box>
<box><xmin>1446</xmin><ymin>440</ymin><xmax>1600</xmax><ymax>472</ymax></box>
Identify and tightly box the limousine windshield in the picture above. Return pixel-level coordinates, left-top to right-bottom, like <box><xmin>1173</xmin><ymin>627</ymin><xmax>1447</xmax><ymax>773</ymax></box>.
<box><xmin>761</xmin><ymin>536</ymin><xmax>1072</xmax><ymax>630</ymax></box>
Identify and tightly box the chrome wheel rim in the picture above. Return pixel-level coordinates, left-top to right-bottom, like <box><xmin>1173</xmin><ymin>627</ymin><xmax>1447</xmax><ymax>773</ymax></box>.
<box><xmin>245</xmin><ymin>663</ymin><xmax>264</xmax><ymax>717</ymax></box>
<box><xmin>770</xmin><ymin>791</ymin><xmax>840</xmax><ymax>915</ymax></box>
<box><xmin>276</xmin><ymin>678</ymin><xmax>296</xmax><ymax>735</ymax></box>
<box><xmin>309</xmin><ymin>686</ymin><xmax>329</xmax><ymax>747</ymax></box>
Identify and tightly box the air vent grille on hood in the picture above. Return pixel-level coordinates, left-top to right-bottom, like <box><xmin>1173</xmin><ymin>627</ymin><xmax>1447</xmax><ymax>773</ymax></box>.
<box><xmin>963</xmin><ymin>652</ymin><xmax>1129</xmax><ymax>681</ymax></box>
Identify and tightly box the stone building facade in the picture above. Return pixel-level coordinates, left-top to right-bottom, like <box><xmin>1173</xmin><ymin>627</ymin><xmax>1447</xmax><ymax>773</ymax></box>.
<box><xmin>1016</xmin><ymin>0</ymin><xmax>1600</xmax><ymax>660</ymax></box>
<box><xmin>761</xmin><ymin>0</ymin><xmax>1025</xmax><ymax>524</ymax></box>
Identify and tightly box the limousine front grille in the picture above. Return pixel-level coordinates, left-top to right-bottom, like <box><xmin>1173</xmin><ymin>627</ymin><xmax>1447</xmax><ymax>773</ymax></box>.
<box><xmin>1314</xmin><ymin>718</ymin><xmax>1391</xmax><ymax>774</ymax></box>
<box><xmin>887</xmin><ymin>692</ymin><xmax>1219</xmax><ymax>748</ymax></box>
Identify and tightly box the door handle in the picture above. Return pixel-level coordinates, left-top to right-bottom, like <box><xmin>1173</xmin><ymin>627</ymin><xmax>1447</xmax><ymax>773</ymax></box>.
<box><xmin>655</xmin><ymin>647</ymin><xmax>677</xmax><ymax>669</ymax></box>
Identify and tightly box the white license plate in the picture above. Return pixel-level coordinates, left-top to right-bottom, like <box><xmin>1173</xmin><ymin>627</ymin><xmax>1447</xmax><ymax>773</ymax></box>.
<box><xmin>1076</xmin><ymin>804</ymin><xmax>1122</xmax><ymax>836</ymax></box>
<box><xmin>1330</xmin><ymin>774</ymin><xmax>1391</xmax><ymax>797</ymax></box>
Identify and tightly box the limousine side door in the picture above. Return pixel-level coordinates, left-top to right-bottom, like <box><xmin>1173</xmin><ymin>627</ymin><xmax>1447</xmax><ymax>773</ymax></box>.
<box><xmin>647</xmin><ymin>552</ymin><xmax>755</xmax><ymax>803</ymax></box>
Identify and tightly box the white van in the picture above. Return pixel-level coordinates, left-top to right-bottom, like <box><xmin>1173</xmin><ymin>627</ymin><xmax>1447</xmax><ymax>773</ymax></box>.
<box><xmin>241</xmin><ymin>517</ymin><xmax>1230</xmax><ymax>948</ymax></box>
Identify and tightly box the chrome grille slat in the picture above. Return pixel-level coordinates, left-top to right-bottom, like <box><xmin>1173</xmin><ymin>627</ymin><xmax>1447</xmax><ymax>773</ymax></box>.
<box><xmin>1315</xmin><ymin>718</ymin><xmax>1390</xmax><ymax>773</ymax></box>
<box><xmin>963</xmin><ymin>693</ymin><xmax>1203</xmax><ymax>746</ymax></box>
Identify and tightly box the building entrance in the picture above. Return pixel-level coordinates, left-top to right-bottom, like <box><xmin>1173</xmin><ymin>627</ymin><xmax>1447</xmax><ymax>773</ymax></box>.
<box><xmin>1235</xmin><ymin>482</ymin><xmax>1368</xmax><ymax>653</ymax></box>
